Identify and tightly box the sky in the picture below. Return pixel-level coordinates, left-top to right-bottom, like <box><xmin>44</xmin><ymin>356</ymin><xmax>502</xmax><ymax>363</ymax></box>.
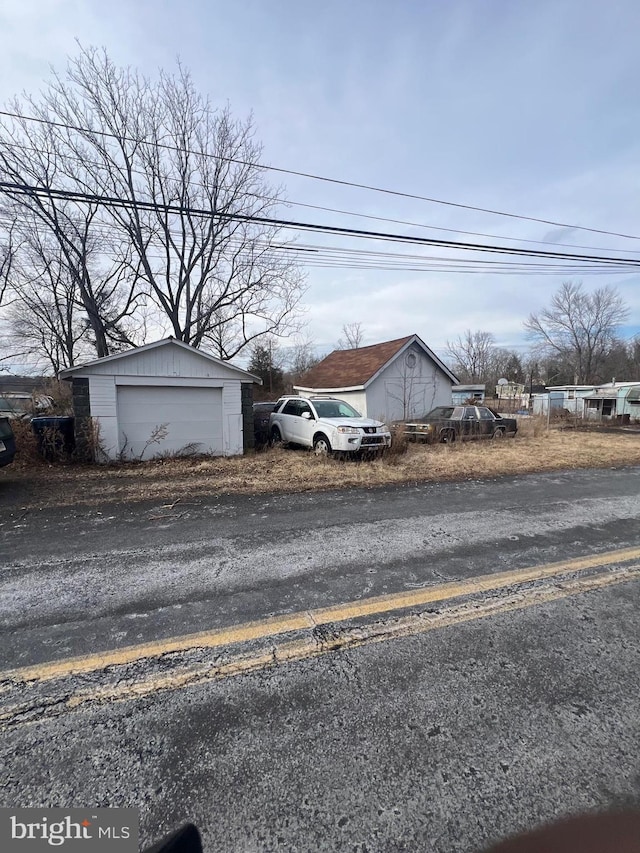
<box><xmin>0</xmin><ymin>0</ymin><xmax>639</xmax><ymax>364</ymax></box>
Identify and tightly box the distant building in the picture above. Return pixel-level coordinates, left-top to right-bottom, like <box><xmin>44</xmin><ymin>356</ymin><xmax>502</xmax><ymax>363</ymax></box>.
<box><xmin>495</xmin><ymin>381</ymin><xmax>525</xmax><ymax>400</ymax></box>
<box><xmin>530</xmin><ymin>382</ymin><xmax>640</xmax><ymax>420</ymax></box>
<box><xmin>583</xmin><ymin>382</ymin><xmax>640</xmax><ymax>421</ymax></box>
<box><xmin>542</xmin><ymin>385</ymin><xmax>597</xmax><ymax>416</ymax></box>
<box><xmin>452</xmin><ymin>384</ymin><xmax>485</xmax><ymax>405</ymax></box>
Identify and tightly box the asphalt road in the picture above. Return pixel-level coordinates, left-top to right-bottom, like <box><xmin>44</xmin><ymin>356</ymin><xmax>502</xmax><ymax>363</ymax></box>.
<box><xmin>1</xmin><ymin>467</ymin><xmax>639</xmax><ymax>851</ymax></box>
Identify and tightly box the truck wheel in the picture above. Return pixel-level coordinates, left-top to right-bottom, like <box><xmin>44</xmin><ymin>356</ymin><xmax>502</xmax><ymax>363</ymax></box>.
<box><xmin>270</xmin><ymin>426</ymin><xmax>284</xmax><ymax>447</ymax></box>
<box><xmin>440</xmin><ymin>429</ymin><xmax>455</xmax><ymax>444</ymax></box>
<box><xmin>313</xmin><ymin>434</ymin><xmax>333</xmax><ymax>457</ymax></box>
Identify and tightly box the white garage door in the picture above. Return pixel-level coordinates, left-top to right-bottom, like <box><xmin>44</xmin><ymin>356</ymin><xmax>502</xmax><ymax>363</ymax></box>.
<box><xmin>117</xmin><ymin>386</ymin><xmax>223</xmax><ymax>460</ymax></box>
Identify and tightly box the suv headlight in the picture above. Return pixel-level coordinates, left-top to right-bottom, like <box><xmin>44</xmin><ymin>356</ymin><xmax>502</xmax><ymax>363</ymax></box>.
<box><xmin>337</xmin><ymin>426</ymin><xmax>360</xmax><ymax>434</ymax></box>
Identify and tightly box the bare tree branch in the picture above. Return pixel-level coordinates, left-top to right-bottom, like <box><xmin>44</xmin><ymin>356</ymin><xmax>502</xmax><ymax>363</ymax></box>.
<box><xmin>26</xmin><ymin>46</ymin><xmax>305</xmax><ymax>358</ymax></box>
<box><xmin>524</xmin><ymin>281</ymin><xmax>629</xmax><ymax>383</ymax></box>
<box><xmin>445</xmin><ymin>330</ymin><xmax>496</xmax><ymax>382</ymax></box>
<box><xmin>336</xmin><ymin>322</ymin><xmax>365</xmax><ymax>350</ymax></box>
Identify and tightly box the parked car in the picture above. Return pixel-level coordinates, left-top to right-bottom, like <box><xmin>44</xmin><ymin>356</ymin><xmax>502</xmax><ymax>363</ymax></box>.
<box><xmin>253</xmin><ymin>401</ymin><xmax>279</xmax><ymax>448</ymax></box>
<box><xmin>269</xmin><ymin>396</ymin><xmax>391</xmax><ymax>457</ymax></box>
<box><xmin>397</xmin><ymin>405</ymin><xmax>518</xmax><ymax>443</ymax></box>
<box><xmin>0</xmin><ymin>416</ymin><xmax>17</xmax><ymax>467</ymax></box>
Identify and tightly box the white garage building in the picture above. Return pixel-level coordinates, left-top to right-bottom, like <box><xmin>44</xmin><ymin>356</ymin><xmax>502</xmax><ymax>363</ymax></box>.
<box><xmin>60</xmin><ymin>338</ymin><xmax>261</xmax><ymax>461</ymax></box>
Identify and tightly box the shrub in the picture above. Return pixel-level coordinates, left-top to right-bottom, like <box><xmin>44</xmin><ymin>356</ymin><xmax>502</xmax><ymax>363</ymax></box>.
<box><xmin>9</xmin><ymin>417</ymin><xmax>44</xmax><ymax>467</ymax></box>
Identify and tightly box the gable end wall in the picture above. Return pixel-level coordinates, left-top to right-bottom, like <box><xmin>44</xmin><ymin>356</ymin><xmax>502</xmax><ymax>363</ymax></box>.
<box><xmin>366</xmin><ymin>346</ymin><xmax>453</xmax><ymax>421</ymax></box>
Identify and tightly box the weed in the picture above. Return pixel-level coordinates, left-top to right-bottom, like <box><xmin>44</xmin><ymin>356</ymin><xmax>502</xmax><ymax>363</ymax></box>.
<box><xmin>9</xmin><ymin>418</ymin><xmax>43</xmax><ymax>467</ymax></box>
<box><xmin>383</xmin><ymin>426</ymin><xmax>409</xmax><ymax>465</ymax></box>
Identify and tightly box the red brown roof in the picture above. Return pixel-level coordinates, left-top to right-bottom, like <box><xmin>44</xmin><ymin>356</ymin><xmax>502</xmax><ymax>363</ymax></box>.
<box><xmin>296</xmin><ymin>336</ymin><xmax>415</xmax><ymax>389</ymax></box>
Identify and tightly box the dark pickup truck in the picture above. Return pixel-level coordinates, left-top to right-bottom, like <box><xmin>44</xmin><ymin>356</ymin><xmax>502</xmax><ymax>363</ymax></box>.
<box><xmin>399</xmin><ymin>405</ymin><xmax>518</xmax><ymax>444</ymax></box>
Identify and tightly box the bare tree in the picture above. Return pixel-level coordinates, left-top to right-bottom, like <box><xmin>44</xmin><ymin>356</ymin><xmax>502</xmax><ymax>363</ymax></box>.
<box><xmin>0</xmin><ymin>214</ymin><xmax>19</xmax><ymax>307</ymax></box>
<box><xmin>10</xmin><ymin>248</ymin><xmax>85</xmax><ymax>374</ymax></box>
<box><xmin>285</xmin><ymin>333</ymin><xmax>321</xmax><ymax>380</ymax></box>
<box><xmin>445</xmin><ymin>330</ymin><xmax>496</xmax><ymax>382</ymax></box>
<box><xmin>336</xmin><ymin>322</ymin><xmax>365</xmax><ymax>349</ymax></box>
<box><xmin>0</xmin><ymin>115</ymin><xmax>141</xmax><ymax>358</ymax></box>
<box><xmin>524</xmin><ymin>281</ymin><xmax>629</xmax><ymax>384</ymax></box>
<box><xmin>13</xmin><ymin>46</ymin><xmax>305</xmax><ymax>359</ymax></box>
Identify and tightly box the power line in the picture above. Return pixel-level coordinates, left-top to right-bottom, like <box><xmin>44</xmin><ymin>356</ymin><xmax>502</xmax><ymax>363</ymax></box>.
<box><xmin>1</xmin><ymin>180</ymin><xmax>639</xmax><ymax>274</ymax></box>
<box><xmin>1</xmin><ymin>108</ymin><xmax>639</xmax><ymax>242</ymax></box>
<box><xmin>4</xmin><ymin>138</ymin><xmax>640</xmax><ymax>256</ymax></box>
<box><xmin>0</xmin><ymin>214</ymin><xmax>636</xmax><ymax>280</ymax></box>
<box><xmin>0</xmin><ymin>208</ymin><xmax>633</xmax><ymax>269</ymax></box>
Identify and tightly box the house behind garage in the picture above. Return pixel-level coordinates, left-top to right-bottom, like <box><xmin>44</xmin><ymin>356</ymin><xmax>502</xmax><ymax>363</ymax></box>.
<box><xmin>294</xmin><ymin>334</ymin><xmax>458</xmax><ymax>422</ymax></box>
<box><xmin>59</xmin><ymin>338</ymin><xmax>261</xmax><ymax>461</ymax></box>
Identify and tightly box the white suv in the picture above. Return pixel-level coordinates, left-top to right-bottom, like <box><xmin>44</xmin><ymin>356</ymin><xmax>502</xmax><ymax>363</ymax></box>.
<box><xmin>269</xmin><ymin>396</ymin><xmax>391</xmax><ymax>457</ymax></box>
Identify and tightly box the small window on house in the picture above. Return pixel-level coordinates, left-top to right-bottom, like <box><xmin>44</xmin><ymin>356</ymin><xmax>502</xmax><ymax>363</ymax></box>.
<box><xmin>567</xmin><ymin>390</ymin><xmax>575</xmax><ymax>400</ymax></box>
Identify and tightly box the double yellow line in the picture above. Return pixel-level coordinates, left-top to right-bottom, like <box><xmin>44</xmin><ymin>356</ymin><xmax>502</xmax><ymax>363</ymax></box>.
<box><xmin>3</xmin><ymin>545</ymin><xmax>640</xmax><ymax>691</ymax></box>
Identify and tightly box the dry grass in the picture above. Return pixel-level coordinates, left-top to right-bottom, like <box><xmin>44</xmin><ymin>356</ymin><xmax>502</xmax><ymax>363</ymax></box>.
<box><xmin>9</xmin><ymin>418</ymin><xmax>43</xmax><ymax>467</ymax></box>
<box><xmin>3</xmin><ymin>417</ymin><xmax>640</xmax><ymax>510</ymax></box>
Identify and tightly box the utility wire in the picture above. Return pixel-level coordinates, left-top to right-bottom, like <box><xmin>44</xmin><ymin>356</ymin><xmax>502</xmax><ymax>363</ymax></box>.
<box><xmin>0</xmin><ymin>208</ymin><xmax>633</xmax><ymax>269</ymax></box>
<box><xmin>1</xmin><ymin>108</ymin><xmax>639</xmax><ymax>241</ymax></box>
<box><xmin>2</xmin><ymin>180</ymin><xmax>639</xmax><ymax>269</ymax></box>
<box><xmin>0</xmin><ymin>213</ymin><xmax>635</xmax><ymax>278</ymax></box>
<box><xmin>3</xmin><ymin>138</ymin><xmax>640</xmax><ymax>256</ymax></box>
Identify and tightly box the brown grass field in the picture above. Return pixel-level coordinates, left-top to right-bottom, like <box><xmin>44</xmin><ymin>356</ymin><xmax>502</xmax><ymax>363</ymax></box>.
<box><xmin>3</xmin><ymin>417</ymin><xmax>639</xmax><ymax>510</ymax></box>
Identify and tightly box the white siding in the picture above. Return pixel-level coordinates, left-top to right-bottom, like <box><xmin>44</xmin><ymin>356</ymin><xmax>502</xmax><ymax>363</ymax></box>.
<box><xmin>339</xmin><ymin>391</ymin><xmax>368</xmax><ymax>417</ymax></box>
<box><xmin>222</xmin><ymin>381</ymin><xmax>243</xmax><ymax>456</ymax></box>
<box><xmin>367</xmin><ymin>346</ymin><xmax>452</xmax><ymax>422</ymax></box>
<box><xmin>82</xmin><ymin>341</ymin><xmax>248</xmax><ymax>381</ymax></box>
<box><xmin>88</xmin><ymin>375</ymin><xmax>118</xmax><ymax>460</ymax></box>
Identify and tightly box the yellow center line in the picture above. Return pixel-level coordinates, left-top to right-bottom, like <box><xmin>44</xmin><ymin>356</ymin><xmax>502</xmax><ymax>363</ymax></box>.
<box><xmin>1</xmin><ymin>565</ymin><xmax>638</xmax><ymax>727</ymax></box>
<box><xmin>3</xmin><ymin>544</ymin><xmax>640</xmax><ymax>685</ymax></box>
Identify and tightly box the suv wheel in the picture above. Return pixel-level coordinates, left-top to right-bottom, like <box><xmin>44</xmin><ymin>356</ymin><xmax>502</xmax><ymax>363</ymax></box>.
<box><xmin>440</xmin><ymin>429</ymin><xmax>455</xmax><ymax>444</ymax></box>
<box><xmin>270</xmin><ymin>426</ymin><xmax>284</xmax><ymax>447</ymax></box>
<box><xmin>492</xmin><ymin>428</ymin><xmax>505</xmax><ymax>440</ymax></box>
<box><xmin>313</xmin><ymin>434</ymin><xmax>333</xmax><ymax>457</ymax></box>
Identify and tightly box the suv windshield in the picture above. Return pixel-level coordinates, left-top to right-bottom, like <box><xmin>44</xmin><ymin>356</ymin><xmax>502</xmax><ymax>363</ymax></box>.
<box><xmin>0</xmin><ymin>417</ymin><xmax>14</xmax><ymax>439</ymax></box>
<box><xmin>313</xmin><ymin>400</ymin><xmax>362</xmax><ymax>418</ymax></box>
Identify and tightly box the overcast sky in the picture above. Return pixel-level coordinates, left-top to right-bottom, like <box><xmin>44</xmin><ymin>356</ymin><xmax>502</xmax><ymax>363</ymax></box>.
<box><xmin>1</xmin><ymin>0</ymin><xmax>639</xmax><ymax>360</ymax></box>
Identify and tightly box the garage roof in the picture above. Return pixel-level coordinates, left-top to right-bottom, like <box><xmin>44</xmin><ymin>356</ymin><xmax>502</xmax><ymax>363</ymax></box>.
<box><xmin>59</xmin><ymin>338</ymin><xmax>262</xmax><ymax>383</ymax></box>
<box><xmin>294</xmin><ymin>334</ymin><xmax>458</xmax><ymax>391</ymax></box>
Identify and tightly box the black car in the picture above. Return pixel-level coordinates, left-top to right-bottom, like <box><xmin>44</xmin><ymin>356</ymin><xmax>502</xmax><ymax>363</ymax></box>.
<box><xmin>399</xmin><ymin>405</ymin><xmax>518</xmax><ymax>443</ymax></box>
<box><xmin>0</xmin><ymin>417</ymin><xmax>16</xmax><ymax>467</ymax></box>
<box><xmin>253</xmin><ymin>402</ymin><xmax>278</xmax><ymax>448</ymax></box>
